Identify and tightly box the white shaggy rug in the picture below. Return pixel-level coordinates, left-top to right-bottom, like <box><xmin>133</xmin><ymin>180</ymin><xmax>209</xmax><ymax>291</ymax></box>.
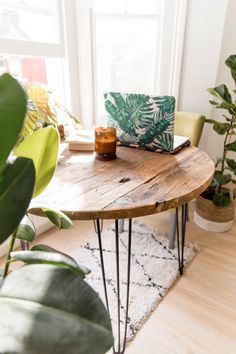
<box><xmin>73</xmin><ymin>220</ymin><xmax>199</xmax><ymax>341</ymax></box>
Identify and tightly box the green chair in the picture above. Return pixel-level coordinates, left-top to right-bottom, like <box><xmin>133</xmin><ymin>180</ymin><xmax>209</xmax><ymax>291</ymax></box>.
<box><xmin>168</xmin><ymin>111</ymin><xmax>205</xmax><ymax>249</ymax></box>
<box><xmin>174</xmin><ymin>111</ymin><xmax>205</xmax><ymax>147</ymax></box>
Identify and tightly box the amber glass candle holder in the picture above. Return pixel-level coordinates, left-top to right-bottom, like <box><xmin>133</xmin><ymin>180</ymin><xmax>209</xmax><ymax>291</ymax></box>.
<box><xmin>94</xmin><ymin>127</ymin><xmax>117</xmax><ymax>161</ymax></box>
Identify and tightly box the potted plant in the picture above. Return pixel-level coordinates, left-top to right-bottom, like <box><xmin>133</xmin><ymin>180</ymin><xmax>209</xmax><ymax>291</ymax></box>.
<box><xmin>194</xmin><ymin>54</ymin><xmax>236</xmax><ymax>232</ymax></box>
<box><xmin>0</xmin><ymin>73</ymin><xmax>113</xmax><ymax>353</ymax></box>
<box><xmin>19</xmin><ymin>84</ymin><xmax>80</xmax><ymax>142</ymax></box>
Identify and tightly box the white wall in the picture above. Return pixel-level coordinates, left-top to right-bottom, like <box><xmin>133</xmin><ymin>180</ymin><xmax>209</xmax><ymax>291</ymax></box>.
<box><xmin>178</xmin><ymin>0</ymin><xmax>227</xmax><ymax>153</ymax></box>
<box><xmin>200</xmin><ymin>0</ymin><xmax>236</xmax><ymax>160</ymax></box>
<box><xmin>178</xmin><ymin>0</ymin><xmax>236</xmax><ymax>162</ymax></box>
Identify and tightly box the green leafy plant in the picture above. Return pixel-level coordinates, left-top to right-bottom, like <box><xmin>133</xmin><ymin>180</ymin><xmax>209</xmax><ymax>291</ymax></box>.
<box><xmin>19</xmin><ymin>84</ymin><xmax>80</xmax><ymax>141</ymax></box>
<box><xmin>205</xmin><ymin>54</ymin><xmax>236</xmax><ymax>207</ymax></box>
<box><xmin>0</xmin><ymin>73</ymin><xmax>113</xmax><ymax>353</ymax></box>
<box><xmin>2</xmin><ymin>121</ymin><xmax>75</xmax><ymax>278</ymax></box>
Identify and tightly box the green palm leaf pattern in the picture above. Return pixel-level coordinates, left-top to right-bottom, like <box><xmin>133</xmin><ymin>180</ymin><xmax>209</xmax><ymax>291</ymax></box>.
<box><xmin>119</xmin><ymin>132</ymin><xmax>139</xmax><ymax>145</ymax></box>
<box><xmin>150</xmin><ymin>133</ymin><xmax>174</xmax><ymax>151</ymax></box>
<box><xmin>105</xmin><ymin>92</ymin><xmax>175</xmax><ymax>151</ymax></box>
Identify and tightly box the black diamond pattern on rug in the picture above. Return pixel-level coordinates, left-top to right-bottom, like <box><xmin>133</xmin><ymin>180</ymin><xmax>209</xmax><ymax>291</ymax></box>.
<box><xmin>73</xmin><ymin>220</ymin><xmax>199</xmax><ymax>341</ymax></box>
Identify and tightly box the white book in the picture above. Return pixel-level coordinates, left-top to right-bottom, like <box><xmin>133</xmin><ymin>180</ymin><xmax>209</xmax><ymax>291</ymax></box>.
<box><xmin>66</xmin><ymin>130</ymin><xmax>95</xmax><ymax>151</ymax></box>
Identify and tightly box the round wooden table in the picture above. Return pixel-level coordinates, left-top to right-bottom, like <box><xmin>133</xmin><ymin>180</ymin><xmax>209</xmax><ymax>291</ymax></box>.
<box><xmin>29</xmin><ymin>144</ymin><xmax>214</xmax><ymax>354</ymax></box>
<box><xmin>30</xmin><ymin>144</ymin><xmax>214</xmax><ymax>220</ymax></box>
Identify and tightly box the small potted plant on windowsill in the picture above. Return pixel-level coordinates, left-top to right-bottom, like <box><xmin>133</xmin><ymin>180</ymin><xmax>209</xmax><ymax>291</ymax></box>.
<box><xmin>194</xmin><ymin>54</ymin><xmax>236</xmax><ymax>232</ymax></box>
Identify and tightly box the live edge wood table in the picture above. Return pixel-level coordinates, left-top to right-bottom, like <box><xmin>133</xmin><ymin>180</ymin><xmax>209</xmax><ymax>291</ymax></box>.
<box><xmin>29</xmin><ymin>144</ymin><xmax>214</xmax><ymax>354</ymax></box>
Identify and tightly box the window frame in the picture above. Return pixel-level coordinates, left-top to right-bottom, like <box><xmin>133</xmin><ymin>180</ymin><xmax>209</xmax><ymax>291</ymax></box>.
<box><xmin>0</xmin><ymin>0</ymin><xmax>81</xmax><ymax>120</ymax></box>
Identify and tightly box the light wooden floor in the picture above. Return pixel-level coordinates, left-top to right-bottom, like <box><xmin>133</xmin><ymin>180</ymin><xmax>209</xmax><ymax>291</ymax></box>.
<box><xmin>1</xmin><ymin>203</ymin><xmax>236</xmax><ymax>354</ymax></box>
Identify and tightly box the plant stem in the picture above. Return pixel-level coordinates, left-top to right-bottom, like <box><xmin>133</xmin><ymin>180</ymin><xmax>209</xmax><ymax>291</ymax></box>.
<box><xmin>219</xmin><ymin>119</ymin><xmax>234</xmax><ymax>193</ymax></box>
<box><xmin>3</xmin><ymin>228</ymin><xmax>18</xmax><ymax>278</ymax></box>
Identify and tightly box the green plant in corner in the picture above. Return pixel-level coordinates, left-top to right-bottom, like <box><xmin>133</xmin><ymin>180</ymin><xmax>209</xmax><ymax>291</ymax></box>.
<box><xmin>0</xmin><ymin>73</ymin><xmax>113</xmax><ymax>354</ymax></box>
<box><xmin>204</xmin><ymin>54</ymin><xmax>236</xmax><ymax>207</ymax></box>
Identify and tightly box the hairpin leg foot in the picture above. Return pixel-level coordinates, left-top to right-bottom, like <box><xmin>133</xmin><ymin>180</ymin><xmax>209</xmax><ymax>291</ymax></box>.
<box><xmin>176</xmin><ymin>204</ymin><xmax>187</xmax><ymax>275</ymax></box>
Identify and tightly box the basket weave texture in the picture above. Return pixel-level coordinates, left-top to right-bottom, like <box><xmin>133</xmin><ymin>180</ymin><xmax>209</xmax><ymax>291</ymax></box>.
<box><xmin>195</xmin><ymin>196</ymin><xmax>235</xmax><ymax>223</ymax></box>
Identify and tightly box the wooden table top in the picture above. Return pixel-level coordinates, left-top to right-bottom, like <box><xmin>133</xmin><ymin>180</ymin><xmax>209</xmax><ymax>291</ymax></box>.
<box><xmin>29</xmin><ymin>144</ymin><xmax>214</xmax><ymax>220</ymax></box>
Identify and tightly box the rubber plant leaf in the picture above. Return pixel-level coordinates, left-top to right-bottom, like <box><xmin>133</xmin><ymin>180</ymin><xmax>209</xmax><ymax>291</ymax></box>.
<box><xmin>16</xmin><ymin>215</ymin><xmax>36</xmax><ymax>243</ymax></box>
<box><xmin>0</xmin><ymin>73</ymin><xmax>27</xmax><ymax>173</ymax></box>
<box><xmin>0</xmin><ymin>265</ymin><xmax>113</xmax><ymax>354</ymax></box>
<box><xmin>30</xmin><ymin>244</ymin><xmax>89</xmax><ymax>276</ymax></box>
<box><xmin>0</xmin><ymin>157</ymin><xmax>35</xmax><ymax>245</ymax></box>
<box><xmin>29</xmin><ymin>203</ymin><xmax>73</xmax><ymax>229</ymax></box>
<box><xmin>10</xmin><ymin>250</ymin><xmax>90</xmax><ymax>278</ymax></box>
<box><xmin>42</xmin><ymin>208</ymin><xmax>73</xmax><ymax>229</ymax></box>
<box><xmin>14</xmin><ymin>126</ymin><xmax>59</xmax><ymax>197</ymax></box>
<box><xmin>29</xmin><ymin>200</ymin><xmax>74</xmax><ymax>230</ymax></box>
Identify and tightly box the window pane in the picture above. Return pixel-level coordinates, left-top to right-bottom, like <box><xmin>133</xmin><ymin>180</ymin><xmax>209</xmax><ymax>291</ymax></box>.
<box><xmin>0</xmin><ymin>0</ymin><xmax>59</xmax><ymax>43</ymax></box>
<box><xmin>94</xmin><ymin>15</ymin><xmax>160</xmax><ymax>118</ymax></box>
<box><xmin>94</xmin><ymin>0</ymin><xmax>160</xmax><ymax>14</ymax></box>
<box><xmin>0</xmin><ymin>54</ymin><xmax>65</xmax><ymax>107</ymax></box>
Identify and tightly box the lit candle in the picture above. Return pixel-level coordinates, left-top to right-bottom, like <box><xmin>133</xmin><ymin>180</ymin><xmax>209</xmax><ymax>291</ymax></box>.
<box><xmin>95</xmin><ymin>127</ymin><xmax>117</xmax><ymax>160</ymax></box>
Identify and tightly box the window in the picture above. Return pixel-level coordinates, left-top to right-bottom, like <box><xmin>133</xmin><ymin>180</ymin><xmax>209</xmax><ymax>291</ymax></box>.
<box><xmin>0</xmin><ymin>0</ymin><xmax>62</xmax><ymax>95</ymax></box>
<box><xmin>76</xmin><ymin>0</ymin><xmax>187</xmax><ymax>127</ymax></box>
<box><xmin>0</xmin><ymin>0</ymin><xmax>80</xmax><ymax>127</ymax></box>
<box><xmin>0</xmin><ymin>0</ymin><xmax>60</xmax><ymax>43</ymax></box>
<box><xmin>0</xmin><ymin>0</ymin><xmax>188</xmax><ymax>130</ymax></box>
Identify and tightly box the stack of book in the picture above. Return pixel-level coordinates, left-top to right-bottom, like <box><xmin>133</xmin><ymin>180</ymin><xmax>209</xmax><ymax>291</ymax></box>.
<box><xmin>66</xmin><ymin>130</ymin><xmax>95</xmax><ymax>151</ymax></box>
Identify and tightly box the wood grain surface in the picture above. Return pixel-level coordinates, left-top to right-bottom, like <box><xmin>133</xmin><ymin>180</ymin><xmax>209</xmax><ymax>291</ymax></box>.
<box><xmin>29</xmin><ymin>144</ymin><xmax>215</xmax><ymax>220</ymax></box>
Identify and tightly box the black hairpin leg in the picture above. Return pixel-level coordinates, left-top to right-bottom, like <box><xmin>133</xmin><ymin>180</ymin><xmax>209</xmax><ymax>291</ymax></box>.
<box><xmin>96</xmin><ymin>218</ymin><xmax>132</xmax><ymax>354</ymax></box>
<box><xmin>93</xmin><ymin>219</ymin><xmax>103</xmax><ymax>233</ymax></box>
<box><xmin>176</xmin><ymin>204</ymin><xmax>188</xmax><ymax>275</ymax></box>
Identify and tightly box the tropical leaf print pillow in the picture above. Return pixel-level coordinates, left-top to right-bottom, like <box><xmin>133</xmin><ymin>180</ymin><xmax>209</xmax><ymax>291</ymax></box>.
<box><xmin>104</xmin><ymin>92</ymin><xmax>175</xmax><ymax>152</ymax></box>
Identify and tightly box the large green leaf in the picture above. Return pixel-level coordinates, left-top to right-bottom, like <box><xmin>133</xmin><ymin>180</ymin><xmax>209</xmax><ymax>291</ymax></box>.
<box><xmin>0</xmin><ymin>157</ymin><xmax>35</xmax><ymax>244</ymax></box>
<box><xmin>29</xmin><ymin>203</ymin><xmax>74</xmax><ymax>229</ymax></box>
<box><xmin>213</xmin><ymin>170</ymin><xmax>232</xmax><ymax>186</ymax></box>
<box><xmin>0</xmin><ymin>265</ymin><xmax>113</xmax><ymax>354</ymax></box>
<box><xmin>225</xmin><ymin>54</ymin><xmax>236</xmax><ymax>86</ymax></box>
<box><xmin>42</xmin><ymin>208</ymin><xmax>73</xmax><ymax>229</ymax></box>
<box><xmin>205</xmin><ymin>118</ymin><xmax>229</xmax><ymax>135</ymax></box>
<box><xmin>16</xmin><ymin>214</ymin><xmax>36</xmax><ymax>242</ymax></box>
<box><xmin>10</xmin><ymin>250</ymin><xmax>90</xmax><ymax>278</ymax></box>
<box><xmin>226</xmin><ymin>158</ymin><xmax>236</xmax><ymax>174</ymax></box>
<box><xmin>225</xmin><ymin>139</ymin><xmax>236</xmax><ymax>152</ymax></box>
<box><xmin>30</xmin><ymin>244</ymin><xmax>90</xmax><ymax>277</ymax></box>
<box><xmin>0</xmin><ymin>73</ymin><xmax>27</xmax><ymax>173</ymax></box>
<box><xmin>207</xmin><ymin>84</ymin><xmax>232</xmax><ymax>104</ymax></box>
<box><xmin>14</xmin><ymin>126</ymin><xmax>59</xmax><ymax>197</ymax></box>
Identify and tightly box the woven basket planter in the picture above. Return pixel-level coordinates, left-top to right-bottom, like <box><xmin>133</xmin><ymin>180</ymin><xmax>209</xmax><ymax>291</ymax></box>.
<box><xmin>194</xmin><ymin>195</ymin><xmax>235</xmax><ymax>232</ymax></box>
